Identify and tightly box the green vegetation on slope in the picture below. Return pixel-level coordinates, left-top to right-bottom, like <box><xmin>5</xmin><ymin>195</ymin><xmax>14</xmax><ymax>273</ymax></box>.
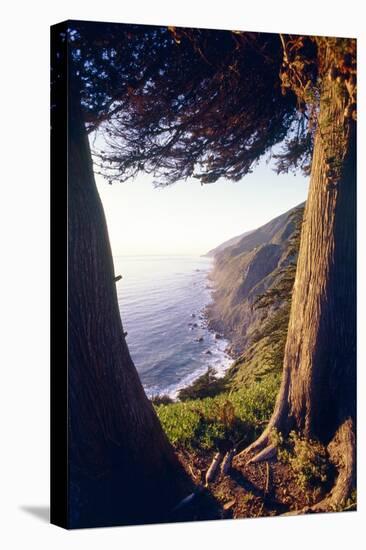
<box><xmin>227</xmin><ymin>301</ymin><xmax>291</xmax><ymax>389</ymax></box>
<box><xmin>154</xmin><ymin>205</ymin><xmax>304</xmax><ymax>456</ymax></box>
<box><xmin>270</xmin><ymin>429</ymin><xmax>331</xmax><ymax>492</ymax></box>
<box><xmin>155</xmin><ymin>373</ymin><xmax>280</xmax><ymax>451</ymax></box>
<box><xmin>177</xmin><ymin>367</ymin><xmax>228</xmax><ymax>401</ymax></box>
<box><xmin>206</xmin><ymin>204</ymin><xmax>304</xmax><ymax>356</ymax></box>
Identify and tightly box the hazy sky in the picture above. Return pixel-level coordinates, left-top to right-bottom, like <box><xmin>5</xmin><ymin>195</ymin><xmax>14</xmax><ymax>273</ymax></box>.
<box><xmin>96</xmin><ymin>159</ymin><xmax>309</xmax><ymax>257</ymax></box>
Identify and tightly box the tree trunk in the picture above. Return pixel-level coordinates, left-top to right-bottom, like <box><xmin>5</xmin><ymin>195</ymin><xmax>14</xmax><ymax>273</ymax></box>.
<box><xmin>67</xmin><ymin>80</ymin><xmax>190</xmax><ymax>528</ymax></box>
<box><xmin>238</xmin><ymin>48</ymin><xmax>356</xmax><ymax>508</ymax></box>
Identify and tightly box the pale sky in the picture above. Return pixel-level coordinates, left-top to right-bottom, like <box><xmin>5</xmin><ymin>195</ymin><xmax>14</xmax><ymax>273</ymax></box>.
<box><xmin>95</xmin><ymin>159</ymin><xmax>309</xmax><ymax>256</ymax></box>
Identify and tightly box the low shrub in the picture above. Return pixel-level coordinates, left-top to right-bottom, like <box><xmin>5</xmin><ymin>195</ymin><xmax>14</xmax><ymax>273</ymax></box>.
<box><xmin>271</xmin><ymin>429</ymin><xmax>331</xmax><ymax>491</ymax></box>
<box><xmin>150</xmin><ymin>394</ymin><xmax>174</xmax><ymax>405</ymax></box>
<box><xmin>178</xmin><ymin>367</ymin><xmax>228</xmax><ymax>401</ymax></box>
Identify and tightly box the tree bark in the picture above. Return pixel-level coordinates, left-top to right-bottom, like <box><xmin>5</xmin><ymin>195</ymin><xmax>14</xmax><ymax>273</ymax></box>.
<box><xmin>67</xmin><ymin>79</ymin><xmax>190</xmax><ymax>528</ymax></box>
<box><xmin>238</xmin><ymin>46</ymin><xmax>356</xmax><ymax>508</ymax></box>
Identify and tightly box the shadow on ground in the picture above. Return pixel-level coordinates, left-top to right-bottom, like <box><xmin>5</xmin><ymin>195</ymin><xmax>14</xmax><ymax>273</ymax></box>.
<box><xmin>20</xmin><ymin>506</ymin><xmax>49</xmax><ymax>523</ymax></box>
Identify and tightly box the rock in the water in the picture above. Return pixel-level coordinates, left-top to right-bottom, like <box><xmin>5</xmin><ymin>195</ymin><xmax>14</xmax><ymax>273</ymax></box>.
<box><xmin>205</xmin><ymin>349</ymin><xmax>212</xmax><ymax>355</ymax></box>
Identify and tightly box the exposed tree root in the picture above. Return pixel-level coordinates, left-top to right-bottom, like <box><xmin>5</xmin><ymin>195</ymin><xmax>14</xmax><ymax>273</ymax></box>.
<box><xmin>307</xmin><ymin>418</ymin><xmax>356</xmax><ymax>513</ymax></box>
<box><xmin>236</xmin><ymin>417</ymin><xmax>356</xmax><ymax>516</ymax></box>
<box><xmin>236</xmin><ymin>372</ymin><xmax>291</xmax><ymax>464</ymax></box>
<box><xmin>236</xmin><ymin>429</ymin><xmax>271</xmax><ymax>462</ymax></box>
<box><xmin>247</xmin><ymin>444</ymin><xmax>277</xmax><ymax>464</ymax></box>
<box><xmin>281</xmin><ymin>418</ymin><xmax>356</xmax><ymax>515</ymax></box>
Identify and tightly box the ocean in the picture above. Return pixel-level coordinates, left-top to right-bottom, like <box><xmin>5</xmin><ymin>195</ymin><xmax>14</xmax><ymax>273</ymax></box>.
<box><xmin>113</xmin><ymin>255</ymin><xmax>232</xmax><ymax>398</ymax></box>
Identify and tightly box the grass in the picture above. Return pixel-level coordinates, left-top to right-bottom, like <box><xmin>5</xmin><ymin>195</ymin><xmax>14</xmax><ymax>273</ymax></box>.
<box><xmin>154</xmin><ymin>210</ymin><xmax>300</xmax><ymax>454</ymax></box>
<box><xmin>155</xmin><ymin>373</ymin><xmax>280</xmax><ymax>451</ymax></box>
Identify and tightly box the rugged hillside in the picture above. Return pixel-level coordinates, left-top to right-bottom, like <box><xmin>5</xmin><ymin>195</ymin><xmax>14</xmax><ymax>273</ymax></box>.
<box><xmin>152</xmin><ymin>201</ymin><xmax>355</xmax><ymax>518</ymax></box>
<box><xmin>206</xmin><ymin>203</ymin><xmax>304</xmax><ymax>386</ymax></box>
<box><xmin>207</xmin><ymin>205</ymin><xmax>301</xmax><ymax>260</ymax></box>
<box><xmin>205</xmin><ymin>229</ymin><xmax>253</xmax><ymax>257</ymax></box>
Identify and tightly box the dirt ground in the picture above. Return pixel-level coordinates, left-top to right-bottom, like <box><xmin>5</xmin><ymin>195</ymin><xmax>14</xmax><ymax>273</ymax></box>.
<box><xmin>171</xmin><ymin>447</ymin><xmax>332</xmax><ymax>523</ymax></box>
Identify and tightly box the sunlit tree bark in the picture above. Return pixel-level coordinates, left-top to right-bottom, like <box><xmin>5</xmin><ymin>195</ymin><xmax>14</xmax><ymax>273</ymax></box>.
<box><xmin>68</xmin><ymin>79</ymin><xmax>190</xmax><ymax>528</ymax></box>
<box><xmin>239</xmin><ymin>41</ymin><xmax>356</xmax><ymax>509</ymax></box>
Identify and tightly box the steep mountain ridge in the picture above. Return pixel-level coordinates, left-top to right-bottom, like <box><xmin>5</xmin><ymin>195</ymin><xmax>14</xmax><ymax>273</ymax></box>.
<box><xmin>208</xmin><ymin>204</ymin><xmax>303</xmax><ymax>261</ymax></box>
<box><xmin>205</xmin><ymin>229</ymin><xmax>254</xmax><ymax>257</ymax></box>
<box><xmin>206</xmin><ymin>203</ymin><xmax>304</xmax><ymax>361</ymax></box>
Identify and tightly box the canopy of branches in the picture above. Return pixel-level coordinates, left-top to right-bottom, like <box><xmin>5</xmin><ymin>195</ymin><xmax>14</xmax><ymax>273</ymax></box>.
<box><xmin>59</xmin><ymin>21</ymin><xmax>320</xmax><ymax>185</ymax></box>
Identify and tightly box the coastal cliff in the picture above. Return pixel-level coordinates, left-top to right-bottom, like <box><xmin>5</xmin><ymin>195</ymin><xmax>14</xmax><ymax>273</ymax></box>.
<box><xmin>206</xmin><ymin>203</ymin><xmax>304</xmax><ymax>388</ymax></box>
<box><xmin>153</xmin><ymin>202</ymin><xmax>353</xmax><ymax>516</ymax></box>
